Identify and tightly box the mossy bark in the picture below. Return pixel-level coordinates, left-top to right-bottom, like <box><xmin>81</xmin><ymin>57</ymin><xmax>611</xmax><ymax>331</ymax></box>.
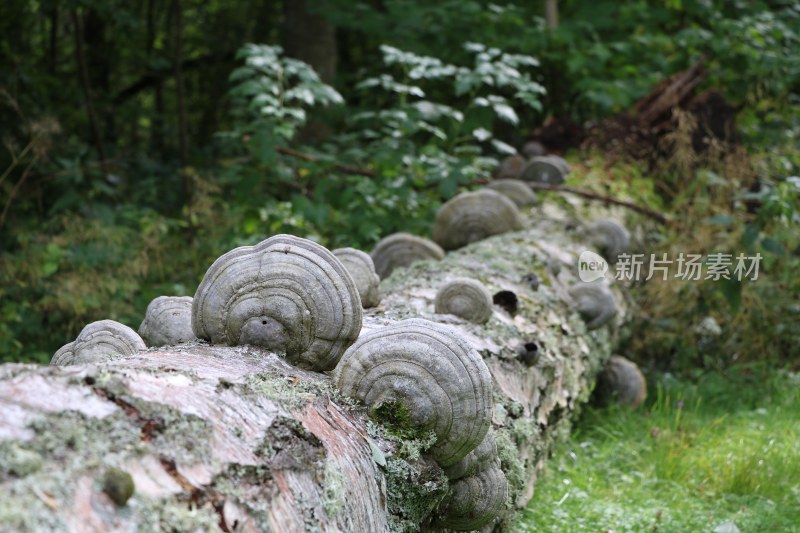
<box><xmin>0</xmin><ymin>199</ymin><xmax>630</xmax><ymax>532</ymax></box>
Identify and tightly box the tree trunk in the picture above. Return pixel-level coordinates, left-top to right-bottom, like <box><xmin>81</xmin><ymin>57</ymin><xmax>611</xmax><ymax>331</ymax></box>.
<box><xmin>282</xmin><ymin>0</ymin><xmax>337</xmax><ymax>85</ymax></box>
<box><xmin>282</xmin><ymin>0</ymin><xmax>337</xmax><ymax>143</ymax></box>
<box><xmin>545</xmin><ymin>0</ymin><xmax>559</xmax><ymax>30</ymax></box>
<box><xmin>48</xmin><ymin>6</ymin><xmax>58</xmax><ymax>74</ymax></box>
<box><xmin>145</xmin><ymin>0</ymin><xmax>166</xmax><ymax>154</ymax></box>
<box><xmin>83</xmin><ymin>8</ymin><xmax>115</xmax><ymax>147</ymax></box>
<box><xmin>172</xmin><ymin>0</ymin><xmax>191</xmax><ymax>204</ymax></box>
<box><xmin>71</xmin><ymin>10</ymin><xmax>108</xmax><ymax>169</ymax></box>
<box><xmin>0</xmin><ymin>203</ymin><xmax>629</xmax><ymax>531</ymax></box>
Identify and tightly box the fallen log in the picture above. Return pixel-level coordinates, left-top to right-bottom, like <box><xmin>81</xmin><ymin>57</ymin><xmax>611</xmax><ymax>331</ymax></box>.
<box><xmin>527</xmin><ymin>183</ymin><xmax>670</xmax><ymax>225</ymax></box>
<box><xmin>583</xmin><ymin>56</ymin><xmax>739</xmax><ymax>162</ymax></box>
<box><xmin>634</xmin><ymin>55</ymin><xmax>707</xmax><ymax>131</ymax></box>
<box><xmin>0</xmin><ymin>200</ymin><xmax>630</xmax><ymax>532</ymax></box>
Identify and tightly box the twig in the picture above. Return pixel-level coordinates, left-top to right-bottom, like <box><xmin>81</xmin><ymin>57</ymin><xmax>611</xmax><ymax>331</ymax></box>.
<box><xmin>217</xmin><ymin>144</ymin><xmax>667</xmax><ymax>226</ymax></box>
<box><xmin>70</xmin><ymin>10</ymin><xmax>108</xmax><ymax>170</ymax></box>
<box><xmin>0</xmin><ymin>140</ymin><xmax>33</xmax><ymax>188</ymax></box>
<box><xmin>528</xmin><ymin>183</ymin><xmax>670</xmax><ymax>224</ymax></box>
<box><xmin>173</xmin><ymin>0</ymin><xmax>189</xmax><ymax>169</ymax></box>
<box><xmin>31</xmin><ymin>486</ymin><xmax>60</xmax><ymax>511</ymax></box>
<box><xmin>276</xmin><ymin>146</ymin><xmax>378</xmax><ymax>178</ymax></box>
<box><xmin>112</xmin><ymin>53</ymin><xmax>229</xmax><ymax>105</ymax></box>
<box><xmin>0</xmin><ymin>159</ymin><xmax>35</xmax><ymax>231</ymax></box>
<box><xmin>172</xmin><ymin>0</ymin><xmax>191</xmax><ymax>203</ymax></box>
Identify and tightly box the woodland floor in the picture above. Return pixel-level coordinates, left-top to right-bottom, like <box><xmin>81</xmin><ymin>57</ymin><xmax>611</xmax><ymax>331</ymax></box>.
<box><xmin>517</xmin><ymin>365</ymin><xmax>800</xmax><ymax>532</ymax></box>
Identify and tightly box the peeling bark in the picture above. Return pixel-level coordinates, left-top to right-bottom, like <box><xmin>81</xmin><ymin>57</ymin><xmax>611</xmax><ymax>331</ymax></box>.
<box><xmin>0</xmin><ymin>200</ymin><xmax>631</xmax><ymax>531</ymax></box>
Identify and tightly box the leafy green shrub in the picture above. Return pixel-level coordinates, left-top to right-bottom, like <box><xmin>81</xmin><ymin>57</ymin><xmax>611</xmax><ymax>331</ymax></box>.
<box><xmin>225</xmin><ymin>43</ymin><xmax>344</xmax><ymax>142</ymax></box>
<box><xmin>1</xmin><ymin>40</ymin><xmax>545</xmax><ymax>362</ymax></box>
<box><xmin>215</xmin><ymin>41</ymin><xmax>543</xmax><ymax>248</ymax></box>
<box><xmin>612</xmin><ymin>150</ymin><xmax>800</xmax><ymax>369</ymax></box>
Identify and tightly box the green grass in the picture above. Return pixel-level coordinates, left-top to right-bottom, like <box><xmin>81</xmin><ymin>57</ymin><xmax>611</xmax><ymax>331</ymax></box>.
<box><xmin>518</xmin><ymin>366</ymin><xmax>800</xmax><ymax>532</ymax></box>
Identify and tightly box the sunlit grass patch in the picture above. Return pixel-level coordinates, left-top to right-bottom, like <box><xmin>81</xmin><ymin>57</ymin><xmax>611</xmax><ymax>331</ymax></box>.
<box><xmin>518</xmin><ymin>368</ymin><xmax>800</xmax><ymax>532</ymax></box>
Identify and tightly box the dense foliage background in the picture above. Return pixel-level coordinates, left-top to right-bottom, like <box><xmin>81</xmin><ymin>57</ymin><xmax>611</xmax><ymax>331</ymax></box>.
<box><xmin>1</xmin><ymin>0</ymin><xmax>798</xmax><ymax>367</ymax></box>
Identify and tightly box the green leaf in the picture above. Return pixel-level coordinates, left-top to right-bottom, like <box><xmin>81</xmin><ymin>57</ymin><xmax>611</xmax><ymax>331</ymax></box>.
<box><xmin>720</xmin><ymin>278</ymin><xmax>742</xmax><ymax>314</ymax></box>
<box><xmin>368</xmin><ymin>439</ymin><xmax>386</xmax><ymax>467</ymax></box>
<box><xmin>455</xmin><ymin>73</ymin><xmax>479</xmax><ymax>96</ymax></box>
<box><xmin>705</xmin><ymin>214</ymin><xmax>734</xmax><ymax>225</ymax></box>
<box><xmin>742</xmin><ymin>223</ymin><xmax>760</xmax><ymax>249</ymax></box>
<box><xmin>41</xmin><ymin>261</ymin><xmax>59</xmax><ymax>277</ymax></box>
<box><xmin>760</xmin><ymin>238</ymin><xmax>785</xmax><ymax>255</ymax></box>
<box><xmin>491</xmin><ymin>139</ymin><xmax>516</xmax><ymax>154</ymax></box>
<box><xmin>231</xmin><ymin>80</ymin><xmax>263</xmax><ymax>97</ymax></box>
<box><xmin>472</xmin><ymin>128</ymin><xmax>492</xmax><ymax>141</ymax></box>
<box><xmin>492</xmin><ymin>103</ymin><xmax>519</xmax><ymax>125</ymax></box>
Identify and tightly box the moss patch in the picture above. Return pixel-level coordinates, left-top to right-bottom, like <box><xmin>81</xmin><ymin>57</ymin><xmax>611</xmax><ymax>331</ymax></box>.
<box><xmin>365</xmin><ymin>419</ymin><xmax>447</xmax><ymax>532</ymax></box>
<box><xmin>372</xmin><ymin>401</ymin><xmax>415</xmax><ymax>432</ymax></box>
<box><xmin>0</xmin><ymin>443</ymin><xmax>43</xmax><ymax>479</ymax></box>
<box><xmin>102</xmin><ymin>467</ymin><xmax>135</xmax><ymax>506</ymax></box>
<box><xmin>322</xmin><ymin>459</ymin><xmax>345</xmax><ymax>517</ymax></box>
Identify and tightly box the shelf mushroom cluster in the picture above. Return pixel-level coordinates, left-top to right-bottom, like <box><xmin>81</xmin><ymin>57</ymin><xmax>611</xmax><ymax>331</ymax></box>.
<box><xmin>51</xmin><ymin>320</ymin><xmax>146</xmax><ymax>366</ymax></box>
<box><xmin>370</xmin><ymin>232</ymin><xmax>445</xmax><ymax>279</ymax></box>
<box><xmin>433</xmin><ymin>189</ymin><xmax>523</xmax><ymax>251</ymax></box>
<box><xmin>434</xmin><ymin>278</ymin><xmax>494</xmax><ymax>324</ymax></box>
<box><xmin>333</xmin><ymin>319</ymin><xmax>507</xmax><ymax>529</ymax></box>
<box><xmin>496</xmin><ymin>153</ymin><xmax>571</xmax><ymax>185</ymax></box>
<box><xmin>47</xmin><ymin>146</ymin><xmax>647</xmax><ymax>530</ymax></box>
<box><xmin>190</xmin><ymin>234</ymin><xmax>363</xmax><ymax>371</ymax></box>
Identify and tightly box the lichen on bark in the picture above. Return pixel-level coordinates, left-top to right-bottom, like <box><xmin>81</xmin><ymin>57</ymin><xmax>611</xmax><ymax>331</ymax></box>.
<box><xmin>0</xmin><ymin>198</ymin><xmax>632</xmax><ymax>531</ymax></box>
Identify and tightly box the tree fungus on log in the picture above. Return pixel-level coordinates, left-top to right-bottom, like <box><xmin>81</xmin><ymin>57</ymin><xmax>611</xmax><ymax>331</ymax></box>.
<box><xmin>333</xmin><ymin>247</ymin><xmax>381</xmax><ymax>309</ymax></box>
<box><xmin>593</xmin><ymin>355</ymin><xmax>647</xmax><ymax>409</ymax></box>
<box><xmin>138</xmin><ymin>296</ymin><xmax>196</xmax><ymax>347</ymax></box>
<box><xmin>486</xmin><ymin>180</ymin><xmax>539</xmax><ymax>208</ymax></box>
<box><xmin>191</xmin><ymin>234</ymin><xmax>363</xmax><ymax>372</ymax></box>
<box><xmin>370</xmin><ymin>232</ymin><xmax>445</xmax><ymax>279</ymax></box>
<box><xmin>434</xmin><ymin>278</ymin><xmax>494</xmax><ymax>324</ymax></box>
<box><xmin>1</xmin><ymin>192</ymin><xmax>634</xmax><ymax>532</ymax></box>
<box><xmin>50</xmin><ymin>320</ymin><xmax>146</xmax><ymax>367</ymax></box>
<box><xmin>433</xmin><ymin>189</ymin><xmax>523</xmax><ymax>251</ymax></box>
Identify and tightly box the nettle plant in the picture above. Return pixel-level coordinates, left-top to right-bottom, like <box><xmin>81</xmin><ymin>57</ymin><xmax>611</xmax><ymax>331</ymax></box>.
<box><xmin>226</xmin><ymin>44</ymin><xmax>344</xmax><ymax>141</ymax></box>
<box><xmin>348</xmin><ymin>43</ymin><xmax>545</xmax><ymax>196</ymax></box>
<box><xmin>215</xmin><ymin>42</ymin><xmax>545</xmax><ymax>249</ymax></box>
<box><xmin>214</xmin><ymin>44</ymin><xmax>344</xmax><ymax>240</ymax></box>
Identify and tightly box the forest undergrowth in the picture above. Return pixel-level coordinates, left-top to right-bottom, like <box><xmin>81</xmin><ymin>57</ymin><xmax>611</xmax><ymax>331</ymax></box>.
<box><xmin>520</xmin><ymin>366</ymin><xmax>800</xmax><ymax>532</ymax></box>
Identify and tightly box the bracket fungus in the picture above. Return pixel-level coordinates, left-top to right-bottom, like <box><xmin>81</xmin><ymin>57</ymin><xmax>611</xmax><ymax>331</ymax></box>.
<box><xmin>568</xmin><ymin>282</ymin><xmax>617</xmax><ymax>330</ymax></box>
<box><xmin>434</xmin><ymin>463</ymin><xmax>509</xmax><ymax>530</ymax></box>
<box><xmin>333</xmin><ymin>318</ymin><xmax>492</xmax><ymax>468</ymax></box>
<box><xmin>594</xmin><ymin>356</ymin><xmax>647</xmax><ymax>408</ymax></box>
<box><xmin>50</xmin><ymin>320</ymin><xmax>146</xmax><ymax>366</ymax></box>
<box><xmin>435</xmin><ymin>278</ymin><xmax>494</xmax><ymax>324</ymax></box>
<box><xmin>332</xmin><ymin>248</ymin><xmax>381</xmax><ymax>308</ymax></box>
<box><xmin>520</xmin><ymin>155</ymin><xmax>570</xmax><ymax>185</ymax></box>
<box><xmin>433</xmin><ymin>189</ymin><xmax>523</xmax><ymax>251</ymax></box>
<box><xmin>50</xmin><ymin>342</ymin><xmax>76</xmax><ymax>366</ymax></box>
<box><xmin>585</xmin><ymin>219</ymin><xmax>630</xmax><ymax>263</ymax></box>
<box><xmin>443</xmin><ymin>432</ymin><xmax>498</xmax><ymax>481</ymax></box>
<box><xmin>521</xmin><ymin>141</ymin><xmax>545</xmax><ymax>158</ymax></box>
<box><xmin>138</xmin><ymin>296</ymin><xmax>195</xmax><ymax>347</ymax></box>
<box><xmin>370</xmin><ymin>232</ymin><xmax>446</xmax><ymax>279</ymax></box>
<box><xmin>486</xmin><ymin>179</ymin><xmax>539</xmax><ymax>207</ymax></box>
<box><xmin>192</xmin><ymin>234</ymin><xmax>362</xmax><ymax>371</ymax></box>
<box><xmin>494</xmin><ymin>154</ymin><xmax>526</xmax><ymax>179</ymax></box>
